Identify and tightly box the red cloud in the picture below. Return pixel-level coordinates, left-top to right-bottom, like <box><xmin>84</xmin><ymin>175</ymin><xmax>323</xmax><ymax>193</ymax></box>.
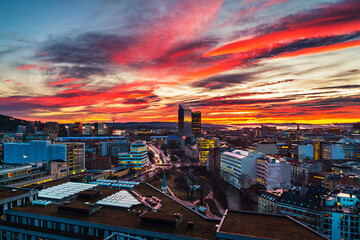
<box><xmin>63</xmin><ymin>84</ymin><xmax>87</xmax><ymax>88</ymax></box>
<box><xmin>4</xmin><ymin>79</ymin><xmax>15</xmax><ymax>82</ymax></box>
<box><xmin>48</xmin><ymin>78</ymin><xmax>83</xmax><ymax>86</ymax></box>
<box><xmin>16</xmin><ymin>65</ymin><xmax>37</xmax><ymax>70</ymax></box>
<box><xmin>274</xmin><ymin>39</ymin><xmax>360</xmax><ymax>59</ymax></box>
<box><xmin>206</xmin><ymin>1</ymin><xmax>360</xmax><ymax>57</ymax></box>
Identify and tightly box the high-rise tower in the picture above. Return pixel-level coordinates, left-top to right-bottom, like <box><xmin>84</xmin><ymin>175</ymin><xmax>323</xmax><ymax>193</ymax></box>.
<box><xmin>191</xmin><ymin>111</ymin><xmax>201</xmax><ymax>137</ymax></box>
<box><xmin>178</xmin><ymin>105</ymin><xmax>192</xmax><ymax>138</ymax></box>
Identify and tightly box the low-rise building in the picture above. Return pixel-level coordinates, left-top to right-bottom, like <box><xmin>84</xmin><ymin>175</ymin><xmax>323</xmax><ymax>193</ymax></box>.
<box><xmin>0</xmin><ymin>186</ymin><xmax>38</xmax><ymax>215</ymax></box>
<box><xmin>258</xmin><ymin>189</ymin><xmax>284</xmax><ymax>214</ymax></box>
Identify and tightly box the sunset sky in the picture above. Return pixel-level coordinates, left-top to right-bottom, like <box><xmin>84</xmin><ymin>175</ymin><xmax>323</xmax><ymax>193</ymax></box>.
<box><xmin>0</xmin><ymin>0</ymin><xmax>359</xmax><ymax>124</ymax></box>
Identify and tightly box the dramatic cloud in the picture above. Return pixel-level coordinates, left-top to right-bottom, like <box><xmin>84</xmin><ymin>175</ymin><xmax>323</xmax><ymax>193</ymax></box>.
<box><xmin>1</xmin><ymin>0</ymin><xmax>359</xmax><ymax>124</ymax></box>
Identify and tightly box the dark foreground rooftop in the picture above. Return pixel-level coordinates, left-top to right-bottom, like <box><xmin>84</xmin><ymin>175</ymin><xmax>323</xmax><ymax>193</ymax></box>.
<box><xmin>217</xmin><ymin>210</ymin><xmax>327</xmax><ymax>240</ymax></box>
<box><xmin>10</xmin><ymin>183</ymin><xmax>219</xmax><ymax>239</ymax></box>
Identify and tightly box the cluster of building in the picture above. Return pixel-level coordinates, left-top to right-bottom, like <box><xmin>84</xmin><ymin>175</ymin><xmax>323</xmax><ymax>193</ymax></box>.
<box><xmin>0</xmin><ymin>107</ymin><xmax>359</xmax><ymax>239</ymax></box>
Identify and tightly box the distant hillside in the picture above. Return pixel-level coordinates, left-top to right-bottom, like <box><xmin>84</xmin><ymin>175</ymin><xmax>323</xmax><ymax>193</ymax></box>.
<box><xmin>0</xmin><ymin>114</ymin><xmax>29</xmax><ymax>132</ymax></box>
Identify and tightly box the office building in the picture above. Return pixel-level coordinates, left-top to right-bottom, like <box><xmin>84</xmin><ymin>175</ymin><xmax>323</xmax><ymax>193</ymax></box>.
<box><xmin>256</xmin><ymin>156</ymin><xmax>291</xmax><ymax>190</ymax></box>
<box><xmin>220</xmin><ymin>150</ymin><xmax>263</xmax><ymax>189</ymax></box>
<box><xmin>4</xmin><ymin>141</ymin><xmax>67</xmax><ymax>164</ymax></box>
<box><xmin>119</xmin><ymin>141</ymin><xmax>148</xmax><ymax>170</ymax></box>
<box><xmin>84</xmin><ymin>124</ymin><xmax>92</xmax><ymax>135</ymax></box>
<box><xmin>191</xmin><ymin>111</ymin><xmax>201</xmax><ymax>137</ymax></box>
<box><xmin>298</xmin><ymin>144</ymin><xmax>314</xmax><ymax>161</ymax></box>
<box><xmin>94</xmin><ymin>123</ymin><xmax>106</xmax><ymax>135</ymax></box>
<box><xmin>55</xmin><ymin>142</ymin><xmax>85</xmax><ymax>174</ymax></box>
<box><xmin>322</xmin><ymin>143</ymin><xmax>345</xmax><ymax>160</ymax></box>
<box><xmin>178</xmin><ymin>105</ymin><xmax>192</xmax><ymax>138</ymax></box>
<box><xmin>337</xmin><ymin>138</ymin><xmax>360</xmax><ymax>161</ymax></box>
<box><xmin>109</xmin><ymin>140</ymin><xmax>131</xmax><ymax>157</ymax></box>
<box><xmin>72</xmin><ymin>122</ymin><xmax>83</xmax><ymax>135</ymax></box>
<box><xmin>197</xmin><ymin>137</ymin><xmax>220</xmax><ymax>167</ymax></box>
<box><xmin>290</xmin><ymin>161</ymin><xmax>322</xmax><ymax>185</ymax></box>
<box><xmin>0</xmin><ymin>162</ymin><xmax>68</xmax><ymax>187</ymax></box>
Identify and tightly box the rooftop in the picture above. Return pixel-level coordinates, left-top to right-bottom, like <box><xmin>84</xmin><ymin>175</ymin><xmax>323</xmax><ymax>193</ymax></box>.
<box><xmin>10</xmin><ymin>183</ymin><xmax>219</xmax><ymax>239</ymax></box>
<box><xmin>0</xmin><ymin>186</ymin><xmax>33</xmax><ymax>201</ymax></box>
<box><xmin>217</xmin><ymin>210</ymin><xmax>327</xmax><ymax>240</ymax></box>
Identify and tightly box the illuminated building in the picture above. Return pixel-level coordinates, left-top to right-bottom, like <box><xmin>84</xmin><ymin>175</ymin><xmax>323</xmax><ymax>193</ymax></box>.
<box><xmin>337</xmin><ymin>138</ymin><xmax>360</xmax><ymax>161</ymax></box>
<box><xmin>55</xmin><ymin>142</ymin><xmax>85</xmax><ymax>174</ymax></box>
<box><xmin>256</xmin><ymin>157</ymin><xmax>291</xmax><ymax>190</ymax></box>
<box><xmin>220</xmin><ymin>150</ymin><xmax>262</xmax><ymax>189</ymax></box>
<box><xmin>73</xmin><ymin>122</ymin><xmax>83</xmax><ymax>135</ymax></box>
<box><xmin>191</xmin><ymin>111</ymin><xmax>201</xmax><ymax>137</ymax></box>
<box><xmin>178</xmin><ymin>105</ymin><xmax>192</xmax><ymax>138</ymax></box>
<box><xmin>328</xmin><ymin>127</ymin><xmax>340</xmax><ymax>135</ymax></box>
<box><xmin>197</xmin><ymin>137</ymin><xmax>219</xmax><ymax>167</ymax></box>
<box><xmin>0</xmin><ymin>161</ymin><xmax>68</xmax><ymax>187</ymax></box>
<box><xmin>84</xmin><ymin>124</ymin><xmax>92</xmax><ymax>135</ymax></box>
<box><xmin>322</xmin><ymin>143</ymin><xmax>344</xmax><ymax>160</ymax></box>
<box><xmin>4</xmin><ymin>141</ymin><xmax>66</xmax><ymax>164</ymax></box>
<box><xmin>109</xmin><ymin>140</ymin><xmax>131</xmax><ymax>157</ymax></box>
<box><xmin>94</xmin><ymin>123</ymin><xmax>106</xmax><ymax>135</ymax></box>
<box><xmin>119</xmin><ymin>141</ymin><xmax>148</xmax><ymax>170</ymax></box>
<box><xmin>313</xmin><ymin>141</ymin><xmax>322</xmax><ymax>161</ymax></box>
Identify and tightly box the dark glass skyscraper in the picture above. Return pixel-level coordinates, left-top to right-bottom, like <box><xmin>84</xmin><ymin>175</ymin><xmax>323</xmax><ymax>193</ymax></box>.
<box><xmin>178</xmin><ymin>104</ymin><xmax>192</xmax><ymax>138</ymax></box>
<box><xmin>191</xmin><ymin>111</ymin><xmax>201</xmax><ymax>137</ymax></box>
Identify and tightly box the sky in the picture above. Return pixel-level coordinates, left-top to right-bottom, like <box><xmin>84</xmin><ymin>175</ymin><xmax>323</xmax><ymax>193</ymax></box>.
<box><xmin>0</xmin><ymin>0</ymin><xmax>359</xmax><ymax>125</ymax></box>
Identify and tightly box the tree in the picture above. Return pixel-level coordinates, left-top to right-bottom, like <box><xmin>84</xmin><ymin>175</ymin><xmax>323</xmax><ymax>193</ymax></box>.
<box><xmin>174</xmin><ymin>173</ymin><xmax>191</xmax><ymax>199</ymax></box>
<box><xmin>198</xmin><ymin>184</ymin><xmax>210</xmax><ymax>206</ymax></box>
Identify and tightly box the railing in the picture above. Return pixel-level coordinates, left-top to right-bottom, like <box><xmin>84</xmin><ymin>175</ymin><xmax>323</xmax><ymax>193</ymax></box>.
<box><xmin>104</xmin><ymin>232</ymin><xmax>145</xmax><ymax>240</ymax></box>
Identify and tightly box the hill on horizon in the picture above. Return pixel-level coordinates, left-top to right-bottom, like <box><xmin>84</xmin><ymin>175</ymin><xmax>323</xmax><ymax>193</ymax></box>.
<box><xmin>0</xmin><ymin>114</ymin><xmax>29</xmax><ymax>132</ymax></box>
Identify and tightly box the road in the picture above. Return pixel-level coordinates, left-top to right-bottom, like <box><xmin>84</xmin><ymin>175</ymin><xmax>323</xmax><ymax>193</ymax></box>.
<box><xmin>148</xmin><ymin>144</ymin><xmax>169</xmax><ymax>164</ymax></box>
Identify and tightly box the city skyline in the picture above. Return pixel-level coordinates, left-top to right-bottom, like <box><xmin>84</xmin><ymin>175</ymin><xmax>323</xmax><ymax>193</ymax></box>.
<box><xmin>0</xmin><ymin>0</ymin><xmax>360</xmax><ymax>124</ymax></box>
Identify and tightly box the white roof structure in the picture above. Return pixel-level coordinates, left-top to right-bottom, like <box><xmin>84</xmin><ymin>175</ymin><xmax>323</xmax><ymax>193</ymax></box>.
<box><xmin>38</xmin><ymin>182</ymin><xmax>98</xmax><ymax>200</ymax></box>
<box><xmin>96</xmin><ymin>190</ymin><xmax>141</xmax><ymax>208</ymax></box>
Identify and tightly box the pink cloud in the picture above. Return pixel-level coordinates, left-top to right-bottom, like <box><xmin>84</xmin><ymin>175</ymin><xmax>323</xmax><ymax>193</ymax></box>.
<box><xmin>16</xmin><ymin>65</ymin><xmax>37</xmax><ymax>70</ymax></box>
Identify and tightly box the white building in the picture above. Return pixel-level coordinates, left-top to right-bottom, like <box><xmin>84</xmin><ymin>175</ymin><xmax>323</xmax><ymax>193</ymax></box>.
<box><xmin>298</xmin><ymin>144</ymin><xmax>314</xmax><ymax>161</ymax></box>
<box><xmin>4</xmin><ymin>141</ymin><xmax>67</xmax><ymax>164</ymax></box>
<box><xmin>256</xmin><ymin>157</ymin><xmax>291</xmax><ymax>190</ymax></box>
<box><xmin>220</xmin><ymin>150</ymin><xmax>263</xmax><ymax>189</ymax></box>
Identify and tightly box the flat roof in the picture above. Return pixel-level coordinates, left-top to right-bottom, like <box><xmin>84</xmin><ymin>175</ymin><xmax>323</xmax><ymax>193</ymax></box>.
<box><xmin>218</xmin><ymin>210</ymin><xmax>327</xmax><ymax>240</ymax></box>
<box><xmin>11</xmin><ymin>183</ymin><xmax>218</xmax><ymax>239</ymax></box>
<box><xmin>0</xmin><ymin>187</ymin><xmax>32</xmax><ymax>201</ymax></box>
